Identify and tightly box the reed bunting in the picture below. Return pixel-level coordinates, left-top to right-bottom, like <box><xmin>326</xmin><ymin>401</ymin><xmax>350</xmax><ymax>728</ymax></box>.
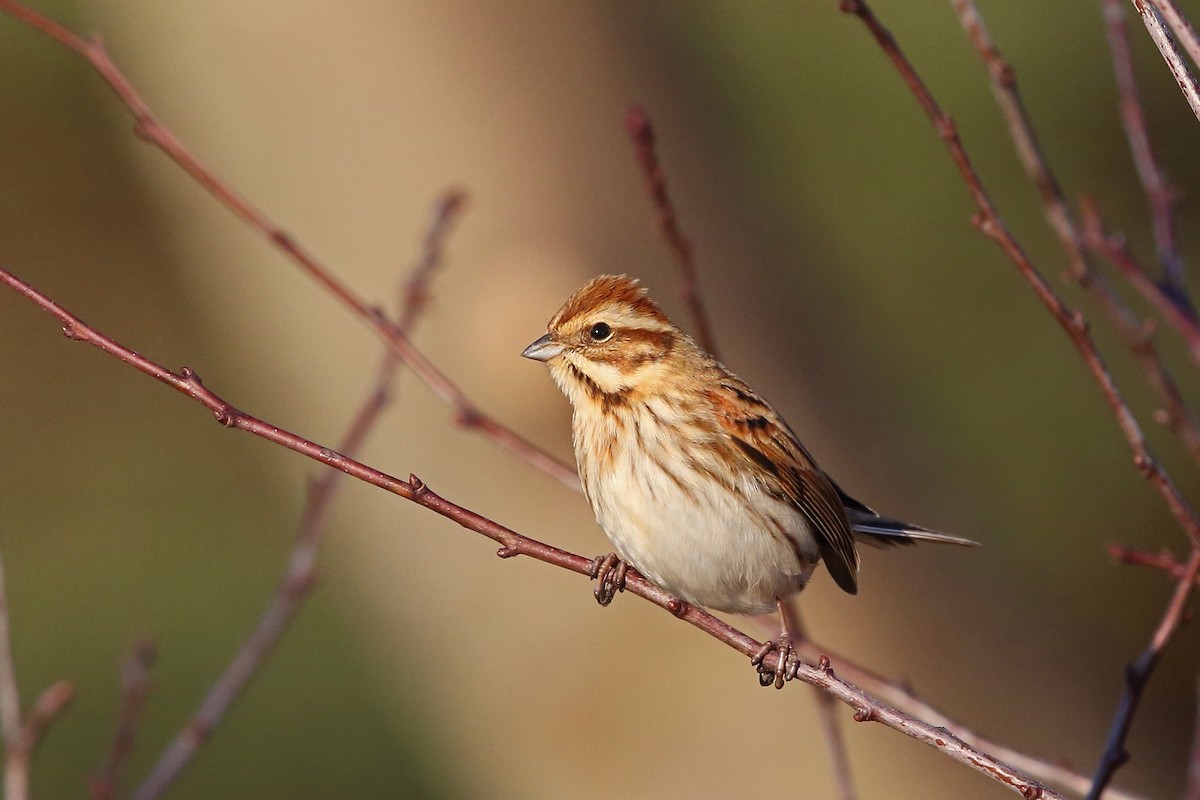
<box><xmin>522</xmin><ymin>275</ymin><xmax>975</xmax><ymax>686</ymax></box>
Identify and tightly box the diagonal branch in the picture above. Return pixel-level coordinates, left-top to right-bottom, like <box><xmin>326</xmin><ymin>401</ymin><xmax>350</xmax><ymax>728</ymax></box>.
<box><xmin>130</xmin><ymin>190</ymin><xmax>465</xmax><ymax>800</ymax></box>
<box><xmin>950</xmin><ymin>0</ymin><xmax>1200</xmax><ymax>461</ymax></box>
<box><xmin>1125</xmin><ymin>0</ymin><xmax>1200</xmax><ymax>124</ymax></box>
<box><xmin>90</xmin><ymin>638</ymin><xmax>157</xmax><ymax>800</ymax></box>
<box><xmin>0</xmin><ymin>260</ymin><xmax>1067</xmax><ymax>799</ymax></box>
<box><xmin>0</xmin><ymin>0</ymin><xmax>580</xmax><ymax>493</ymax></box>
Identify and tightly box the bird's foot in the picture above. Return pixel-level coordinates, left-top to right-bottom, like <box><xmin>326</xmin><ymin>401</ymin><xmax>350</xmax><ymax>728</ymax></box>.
<box><xmin>589</xmin><ymin>553</ymin><xmax>629</xmax><ymax>607</ymax></box>
<box><xmin>751</xmin><ymin>635</ymin><xmax>798</xmax><ymax>690</ymax></box>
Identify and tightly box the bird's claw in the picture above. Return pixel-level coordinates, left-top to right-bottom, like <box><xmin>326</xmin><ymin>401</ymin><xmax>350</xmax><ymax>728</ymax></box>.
<box><xmin>751</xmin><ymin>636</ymin><xmax>798</xmax><ymax>689</ymax></box>
<box><xmin>589</xmin><ymin>553</ymin><xmax>629</xmax><ymax>606</ymax></box>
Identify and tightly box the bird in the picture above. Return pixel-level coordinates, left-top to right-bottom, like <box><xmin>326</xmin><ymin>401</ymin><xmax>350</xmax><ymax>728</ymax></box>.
<box><xmin>522</xmin><ymin>274</ymin><xmax>976</xmax><ymax>686</ymax></box>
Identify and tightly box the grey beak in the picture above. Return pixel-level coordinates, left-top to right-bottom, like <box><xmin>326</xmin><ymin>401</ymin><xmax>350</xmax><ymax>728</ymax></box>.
<box><xmin>522</xmin><ymin>333</ymin><xmax>565</xmax><ymax>362</ymax></box>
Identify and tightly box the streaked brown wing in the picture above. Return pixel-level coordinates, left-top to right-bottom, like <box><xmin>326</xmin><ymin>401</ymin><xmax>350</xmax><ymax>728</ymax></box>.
<box><xmin>707</xmin><ymin>378</ymin><xmax>860</xmax><ymax>594</ymax></box>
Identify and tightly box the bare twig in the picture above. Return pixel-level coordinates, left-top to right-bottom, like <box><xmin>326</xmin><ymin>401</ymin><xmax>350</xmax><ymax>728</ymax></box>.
<box><xmin>1147</xmin><ymin>0</ymin><xmax>1200</xmax><ymax>76</ymax></box>
<box><xmin>1087</xmin><ymin>548</ymin><xmax>1200</xmax><ymax>800</ymax></box>
<box><xmin>130</xmin><ymin>191</ymin><xmax>465</xmax><ymax>800</ymax></box>
<box><xmin>951</xmin><ymin>0</ymin><xmax>1200</xmax><ymax>462</ymax></box>
<box><xmin>1107</xmin><ymin>542</ymin><xmax>1193</xmax><ymax>581</ymax></box>
<box><xmin>90</xmin><ymin>638</ymin><xmax>157</xmax><ymax>800</ymax></box>
<box><xmin>791</xmin><ymin>639</ymin><xmax>1149</xmax><ymax>800</ymax></box>
<box><xmin>0</xmin><ymin>261</ymin><xmax>1068</xmax><ymax>799</ymax></box>
<box><xmin>5</xmin><ymin>681</ymin><xmax>75</xmax><ymax>800</ymax></box>
<box><xmin>840</xmin><ymin>0</ymin><xmax>1200</xmax><ymax>551</ymax></box>
<box><xmin>1125</xmin><ymin>0</ymin><xmax>1200</xmax><ymax>124</ymax></box>
<box><xmin>1103</xmin><ymin>0</ymin><xmax>1189</xmax><ymax>304</ymax></box>
<box><xmin>1079</xmin><ymin>197</ymin><xmax>1200</xmax><ymax>373</ymax></box>
<box><xmin>0</xmin><ymin>0</ymin><xmax>580</xmax><ymax>493</ymax></box>
<box><xmin>0</xmin><ymin>544</ymin><xmax>20</xmax><ymax>752</ymax></box>
<box><xmin>625</xmin><ymin>105</ymin><xmax>718</xmax><ymax>356</ymax></box>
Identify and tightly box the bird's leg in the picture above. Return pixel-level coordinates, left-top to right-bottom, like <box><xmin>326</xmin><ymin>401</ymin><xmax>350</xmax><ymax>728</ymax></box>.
<box><xmin>589</xmin><ymin>552</ymin><xmax>630</xmax><ymax>606</ymax></box>
<box><xmin>750</xmin><ymin>598</ymin><xmax>803</xmax><ymax>689</ymax></box>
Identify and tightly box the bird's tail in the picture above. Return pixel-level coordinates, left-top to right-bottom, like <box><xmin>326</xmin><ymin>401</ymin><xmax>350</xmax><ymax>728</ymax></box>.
<box><xmin>848</xmin><ymin>509</ymin><xmax>979</xmax><ymax>548</ymax></box>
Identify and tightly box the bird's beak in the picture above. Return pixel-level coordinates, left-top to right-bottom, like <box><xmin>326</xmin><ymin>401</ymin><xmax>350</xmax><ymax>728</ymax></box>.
<box><xmin>521</xmin><ymin>333</ymin><xmax>565</xmax><ymax>362</ymax></box>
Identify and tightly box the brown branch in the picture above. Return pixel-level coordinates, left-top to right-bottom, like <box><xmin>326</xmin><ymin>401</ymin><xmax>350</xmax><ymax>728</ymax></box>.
<box><xmin>1125</xmin><ymin>0</ymin><xmax>1200</xmax><ymax>124</ymax></box>
<box><xmin>1087</xmin><ymin>548</ymin><xmax>1200</xmax><ymax>800</ymax></box>
<box><xmin>1079</xmin><ymin>197</ymin><xmax>1200</xmax><ymax>374</ymax></box>
<box><xmin>0</xmin><ymin>0</ymin><xmax>580</xmax><ymax>494</ymax></box>
<box><xmin>792</xmin><ymin>639</ymin><xmax>1150</xmax><ymax>800</ymax></box>
<box><xmin>1107</xmin><ymin>542</ymin><xmax>1194</xmax><ymax>581</ymax></box>
<box><xmin>0</xmin><ymin>261</ymin><xmax>1070</xmax><ymax>800</ymax></box>
<box><xmin>1103</xmin><ymin>0</ymin><xmax>1189</xmax><ymax>304</ymax></box>
<box><xmin>839</xmin><ymin>0</ymin><xmax>1200</xmax><ymax>551</ymax></box>
<box><xmin>130</xmin><ymin>191</ymin><xmax>464</xmax><ymax>800</ymax></box>
<box><xmin>950</xmin><ymin>0</ymin><xmax>1200</xmax><ymax>463</ymax></box>
<box><xmin>1146</xmin><ymin>0</ymin><xmax>1200</xmax><ymax>76</ymax></box>
<box><xmin>90</xmin><ymin>638</ymin><xmax>157</xmax><ymax>800</ymax></box>
<box><xmin>5</xmin><ymin>681</ymin><xmax>75</xmax><ymax>800</ymax></box>
<box><xmin>625</xmin><ymin>105</ymin><xmax>718</xmax><ymax>356</ymax></box>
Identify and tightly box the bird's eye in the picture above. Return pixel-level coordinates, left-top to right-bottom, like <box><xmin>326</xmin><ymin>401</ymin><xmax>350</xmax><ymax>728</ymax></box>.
<box><xmin>589</xmin><ymin>322</ymin><xmax>613</xmax><ymax>342</ymax></box>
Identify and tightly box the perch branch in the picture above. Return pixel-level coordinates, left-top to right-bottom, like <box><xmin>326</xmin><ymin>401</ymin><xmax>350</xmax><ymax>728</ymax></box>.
<box><xmin>950</xmin><ymin>0</ymin><xmax>1200</xmax><ymax>461</ymax></box>
<box><xmin>625</xmin><ymin>105</ymin><xmax>718</xmax><ymax>356</ymax></box>
<box><xmin>0</xmin><ymin>0</ymin><xmax>580</xmax><ymax>493</ymax></box>
<box><xmin>1146</xmin><ymin>0</ymin><xmax>1200</xmax><ymax>76</ymax></box>
<box><xmin>131</xmin><ymin>190</ymin><xmax>464</xmax><ymax>800</ymax></box>
<box><xmin>0</xmin><ymin>260</ymin><xmax>1066</xmax><ymax>799</ymax></box>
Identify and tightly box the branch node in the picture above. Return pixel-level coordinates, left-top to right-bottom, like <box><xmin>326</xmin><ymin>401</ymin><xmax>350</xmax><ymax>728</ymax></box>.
<box><xmin>455</xmin><ymin>406</ymin><xmax>483</xmax><ymax>429</ymax></box>
<box><xmin>667</xmin><ymin>598</ymin><xmax>688</xmax><ymax>618</ymax></box>
<box><xmin>853</xmin><ymin>704</ymin><xmax>877</xmax><ymax>723</ymax></box>
<box><xmin>408</xmin><ymin>474</ymin><xmax>427</xmax><ymax>495</ymax></box>
<box><xmin>495</xmin><ymin>545</ymin><xmax>519</xmax><ymax>559</ymax></box>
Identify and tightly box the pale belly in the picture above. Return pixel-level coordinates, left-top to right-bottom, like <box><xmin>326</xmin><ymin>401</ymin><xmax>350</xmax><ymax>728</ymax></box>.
<box><xmin>577</xmin><ymin>419</ymin><xmax>819</xmax><ymax>615</ymax></box>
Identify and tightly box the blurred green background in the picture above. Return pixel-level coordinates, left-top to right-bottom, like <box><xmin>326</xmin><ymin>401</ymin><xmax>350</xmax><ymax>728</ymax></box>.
<box><xmin>1</xmin><ymin>1</ymin><xmax>1198</xmax><ymax>797</ymax></box>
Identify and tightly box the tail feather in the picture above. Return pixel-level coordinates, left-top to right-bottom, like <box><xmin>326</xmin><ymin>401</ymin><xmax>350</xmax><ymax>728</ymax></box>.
<box><xmin>848</xmin><ymin>510</ymin><xmax>979</xmax><ymax>549</ymax></box>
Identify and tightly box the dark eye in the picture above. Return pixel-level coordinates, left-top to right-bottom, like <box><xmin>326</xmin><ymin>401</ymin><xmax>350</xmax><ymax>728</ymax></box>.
<box><xmin>588</xmin><ymin>322</ymin><xmax>613</xmax><ymax>342</ymax></box>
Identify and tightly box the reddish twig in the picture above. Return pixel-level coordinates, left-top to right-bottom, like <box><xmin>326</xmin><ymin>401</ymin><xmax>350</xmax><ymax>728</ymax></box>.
<box><xmin>1103</xmin><ymin>0</ymin><xmax>1189</xmax><ymax>305</ymax></box>
<box><xmin>1087</xmin><ymin>548</ymin><xmax>1200</xmax><ymax>800</ymax></box>
<box><xmin>1108</xmin><ymin>543</ymin><xmax>1193</xmax><ymax>580</ymax></box>
<box><xmin>1125</xmin><ymin>0</ymin><xmax>1200</xmax><ymax>124</ymax></box>
<box><xmin>90</xmin><ymin>638</ymin><xmax>157</xmax><ymax>800</ymax></box>
<box><xmin>130</xmin><ymin>191</ymin><xmax>465</xmax><ymax>800</ymax></box>
<box><xmin>0</xmin><ymin>0</ymin><xmax>579</xmax><ymax>493</ymax></box>
<box><xmin>625</xmin><ymin>105</ymin><xmax>718</xmax><ymax>356</ymax></box>
<box><xmin>839</xmin><ymin>0</ymin><xmax>1200</xmax><ymax>551</ymax></box>
<box><xmin>0</xmin><ymin>261</ymin><xmax>1066</xmax><ymax>799</ymax></box>
<box><xmin>1188</xmin><ymin>680</ymin><xmax>1200</xmax><ymax>800</ymax></box>
<box><xmin>1079</xmin><ymin>197</ymin><xmax>1200</xmax><ymax>374</ymax></box>
<box><xmin>950</xmin><ymin>0</ymin><xmax>1200</xmax><ymax>463</ymax></box>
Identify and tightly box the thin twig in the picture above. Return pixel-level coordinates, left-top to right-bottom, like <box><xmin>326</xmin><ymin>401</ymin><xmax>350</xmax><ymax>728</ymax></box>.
<box><xmin>1086</xmin><ymin>548</ymin><xmax>1200</xmax><ymax>800</ymax></box>
<box><xmin>784</xmin><ymin>606</ymin><xmax>856</xmax><ymax>800</ymax></box>
<box><xmin>1108</xmin><ymin>542</ymin><xmax>1193</xmax><ymax>581</ymax></box>
<box><xmin>791</xmin><ymin>639</ymin><xmax>1149</xmax><ymax>800</ymax></box>
<box><xmin>840</xmin><ymin>0</ymin><xmax>1200</xmax><ymax>551</ymax></box>
<box><xmin>0</xmin><ymin>261</ymin><xmax>1065</xmax><ymax>800</ymax></box>
<box><xmin>0</xmin><ymin>0</ymin><xmax>580</xmax><ymax>493</ymax></box>
<box><xmin>625</xmin><ymin>105</ymin><xmax>718</xmax><ymax>356</ymax></box>
<box><xmin>1125</xmin><ymin>0</ymin><xmax>1200</xmax><ymax>124</ymax></box>
<box><xmin>1147</xmin><ymin>0</ymin><xmax>1200</xmax><ymax>76</ymax></box>
<box><xmin>6</xmin><ymin>681</ymin><xmax>75</xmax><ymax>800</ymax></box>
<box><xmin>950</xmin><ymin>0</ymin><xmax>1200</xmax><ymax>463</ymax></box>
<box><xmin>90</xmin><ymin>638</ymin><xmax>157</xmax><ymax>800</ymax></box>
<box><xmin>130</xmin><ymin>191</ymin><xmax>465</xmax><ymax>800</ymax></box>
<box><xmin>0</xmin><ymin>542</ymin><xmax>20</xmax><ymax>750</ymax></box>
<box><xmin>1079</xmin><ymin>197</ymin><xmax>1200</xmax><ymax>374</ymax></box>
<box><xmin>1103</xmin><ymin>0</ymin><xmax>1189</xmax><ymax>305</ymax></box>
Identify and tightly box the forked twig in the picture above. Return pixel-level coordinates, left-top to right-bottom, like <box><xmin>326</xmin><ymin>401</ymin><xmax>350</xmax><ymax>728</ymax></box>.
<box><xmin>90</xmin><ymin>638</ymin><xmax>157</xmax><ymax>800</ymax></box>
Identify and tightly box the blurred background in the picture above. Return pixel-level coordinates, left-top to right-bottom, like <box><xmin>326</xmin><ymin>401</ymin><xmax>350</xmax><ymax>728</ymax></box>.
<box><xmin>1</xmin><ymin>0</ymin><xmax>1198</xmax><ymax>797</ymax></box>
